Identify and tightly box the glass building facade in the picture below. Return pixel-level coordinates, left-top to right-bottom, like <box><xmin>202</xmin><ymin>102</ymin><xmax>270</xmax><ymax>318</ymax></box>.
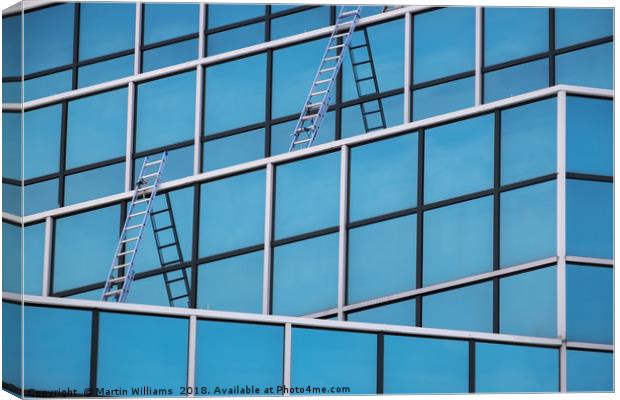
<box><xmin>2</xmin><ymin>1</ymin><xmax>614</xmax><ymax>397</ymax></box>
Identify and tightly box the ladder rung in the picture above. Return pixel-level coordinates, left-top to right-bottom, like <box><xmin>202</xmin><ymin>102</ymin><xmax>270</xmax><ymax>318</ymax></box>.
<box><xmin>162</xmin><ymin>260</ymin><xmax>181</xmax><ymax>266</ymax></box>
<box><xmin>356</xmin><ymin>76</ymin><xmax>373</xmax><ymax>82</ymax></box>
<box><xmin>113</xmin><ymin>263</ymin><xmax>131</xmax><ymax>270</ymax></box>
<box><xmin>306</xmin><ymin>102</ymin><xmax>321</xmax><ymax>109</ymax></box>
<box><xmin>301</xmin><ymin>114</ymin><xmax>318</xmax><ymax>120</ymax></box>
<box><xmin>109</xmin><ymin>276</ymin><xmax>126</xmax><ymax>284</ymax></box>
<box><xmin>333</xmin><ymin>32</ymin><xmax>348</xmax><ymax>38</ymax></box>
<box><xmin>117</xmin><ymin>249</ymin><xmax>135</xmax><ymax>257</ymax></box>
<box><xmin>339</xmin><ymin>10</ymin><xmax>359</xmax><ymax>17</ymax></box>
<box><xmin>151</xmin><ymin>208</ymin><xmax>170</xmax><ymax>216</ymax></box>
<box><xmin>129</xmin><ymin>211</ymin><xmax>147</xmax><ymax>218</ymax></box>
<box><xmin>315</xmin><ymin>79</ymin><xmax>331</xmax><ymax>85</ymax></box>
<box><xmin>125</xmin><ymin>224</ymin><xmax>143</xmax><ymax>230</ymax></box>
<box><xmin>367</xmin><ymin>125</ymin><xmax>385</xmax><ymax>131</ymax></box>
<box><xmin>137</xmin><ymin>185</ymin><xmax>156</xmax><ymax>192</ymax></box>
<box><xmin>324</xmin><ymin>56</ymin><xmax>340</xmax><ymax>62</ymax></box>
<box><xmin>165</xmin><ymin>277</ymin><xmax>186</xmax><ymax>284</ymax></box>
<box><xmin>353</xmin><ymin>60</ymin><xmax>371</xmax><ymax>66</ymax></box>
<box><xmin>170</xmin><ymin>294</ymin><xmax>189</xmax><ymax>301</ymax></box>
<box><xmin>144</xmin><ymin>160</ymin><xmax>163</xmax><ymax>167</ymax></box>
<box><xmin>158</xmin><ymin>243</ymin><xmax>176</xmax><ymax>250</ymax></box>
<box><xmin>319</xmin><ymin>67</ymin><xmax>336</xmax><ymax>74</ymax></box>
<box><xmin>141</xmin><ymin>173</ymin><xmax>159</xmax><ymax>179</ymax></box>
<box><xmin>294</xmin><ymin>138</ymin><xmax>312</xmax><ymax>145</ymax></box>
<box><xmin>295</xmin><ymin>126</ymin><xmax>312</xmax><ymax>133</ymax></box>
<box><xmin>121</xmin><ymin>237</ymin><xmax>139</xmax><ymax>244</ymax></box>
<box><xmin>363</xmin><ymin>110</ymin><xmax>381</xmax><ymax>116</ymax></box>
<box><xmin>154</xmin><ymin>225</ymin><xmax>173</xmax><ymax>233</ymax></box>
<box><xmin>103</xmin><ymin>289</ymin><xmax>122</xmax><ymax>297</ymax></box>
<box><xmin>329</xmin><ymin>44</ymin><xmax>345</xmax><ymax>50</ymax></box>
<box><xmin>350</xmin><ymin>44</ymin><xmax>368</xmax><ymax>50</ymax></box>
<box><xmin>311</xmin><ymin>90</ymin><xmax>328</xmax><ymax>96</ymax></box>
<box><xmin>133</xmin><ymin>198</ymin><xmax>150</xmax><ymax>204</ymax></box>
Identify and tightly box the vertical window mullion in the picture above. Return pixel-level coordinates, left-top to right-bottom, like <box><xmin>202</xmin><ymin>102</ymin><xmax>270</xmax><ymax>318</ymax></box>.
<box><xmin>415</xmin><ymin>128</ymin><xmax>425</xmax><ymax>327</ymax></box>
<box><xmin>475</xmin><ymin>6</ymin><xmax>483</xmax><ymax>105</ymax></box>
<box><xmin>403</xmin><ymin>12</ymin><xmax>412</xmax><ymax>122</ymax></box>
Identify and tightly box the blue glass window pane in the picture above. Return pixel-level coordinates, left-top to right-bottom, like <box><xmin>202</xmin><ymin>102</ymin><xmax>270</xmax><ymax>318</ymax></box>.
<box><xmin>2</xmin><ymin>302</ymin><xmax>21</xmax><ymax>390</ymax></box>
<box><xmin>566</xmin><ymin>180</ymin><xmax>612</xmax><ymax>259</ymax></box>
<box><xmin>24</xmin><ymin>104</ymin><xmax>61</xmax><ymax>179</ymax></box>
<box><xmin>3</xmin><ymin>82</ymin><xmax>21</xmax><ymax>103</ymax></box>
<box><xmin>501</xmin><ymin>98</ymin><xmax>556</xmax><ymax>184</ymax></box>
<box><xmin>349</xmin><ymin>133</ymin><xmax>417</xmax><ymax>221</ymax></box>
<box><xmin>566</xmin><ymin>265</ymin><xmax>612</xmax><ymax>344</ymax></box>
<box><xmin>66</xmin><ymin>88</ymin><xmax>128</xmax><ymax>168</ymax></box>
<box><xmin>24</xmin><ymin>179</ymin><xmax>59</xmax><ymax>215</ymax></box>
<box><xmin>2</xmin><ymin>113</ymin><xmax>20</xmax><ymax>180</ymax></box>
<box><xmin>413</xmin><ymin>77</ymin><xmax>475</xmax><ymax>120</ymax></box>
<box><xmin>196</xmin><ymin>320</ymin><xmax>283</xmax><ymax>391</ymax></box>
<box><xmin>208</xmin><ymin>4</ymin><xmax>265</xmax><ymax>28</ymax></box>
<box><xmin>273</xmin><ymin>233</ymin><xmax>338</xmax><ymax>316</ymax></box>
<box><xmin>271</xmin><ymin>7</ymin><xmax>330</xmax><ymax>40</ymax></box>
<box><xmin>348</xmin><ymin>215</ymin><xmax>416</xmax><ymax>303</ymax></box>
<box><xmin>24</xmin><ymin>306</ymin><xmax>91</xmax><ymax>391</ymax></box>
<box><xmin>423</xmin><ymin>282</ymin><xmax>493</xmax><ymax>332</ymax></box>
<box><xmin>272</xmin><ymin>38</ymin><xmax>331</xmax><ymax>118</ymax></box>
<box><xmin>2</xmin><ymin>223</ymin><xmax>20</xmax><ymax>294</ymax></box>
<box><xmin>2</xmin><ymin>183</ymin><xmax>20</xmax><ymax>215</ymax></box>
<box><xmin>566</xmin><ymin>96</ymin><xmax>613</xmax><ymax>176</ymax></box>
<box><xmin>347</xmin><ymin>299</ymin><xmax>416</xmax><ymax>326</ymax></box>
<box><xmin>484</xmin><ymin>59</ymin><xmax>549</xmax><ymax>103</ymax></box>
<box><xmin>292</xmin><ymin>328</ymin><xmax>376</xmax><ymax>394</ymax></box>
<box><xmin>198</xmin><ymin>251</ymin><xmax>263</xmax><ymax>313</ymax></box>
<box><xmin>207</xmin><ymin>23</ymin><xmax>265</xmax><ymax>56</ymax></box>
<box><xmin>134</xmin><ymin>146</ymin><xmax>194</xmax><ymax>184</ymax></box>
<box><xmin>203</xmin><ymin>129</ymin><xmax>265</xmax><ymax>171</ymax></box>
<box><xmin>424</xmin><ymin>114</ymin><xmax>494</xmax><ymax>203</ymax></box>
<box><xmin>98</xmin><ymin>313</ymin><xmax>187</xmax><ymax>395</ymax></box>
<box><xmin>54</xmin><ymin>205</ymin><xmax>120</xmax><ymax>292</ymax></box>
<box><xmin>484</xmin><ymin>7</ymin><xmax>548</xmax><ymax>66</ymax></box>
<box><xmin>2</xmin><ymin>15</ymin><xmax>20</xmax><ymax>77</ymax></box>
<box><xmin>556</xmin><ymin>43</ymin><xmax>613</xmax><ymax>90</ymax></box>
<box><xmin>24</xmin><ymin>223</ymin><xmax>44</xmax><ymax>295</ymax></box>
<box><xmin>556</xmin><ymin>8</ymin><xmax>613</xmax><ymax>49</ymax></box>
<box><xmin>341</xmin><ymin>94</ymin><xmax>403</xmax><ymax>138</ymax></box>
<box><xmin>424</xmin><ymin>196</ymin><xmax>493</xmax><ymax>285</ymax></box>
<box><xmin>500</xmin><ymin>266</ymin><xmax>556</xmax><ymax>337</ymax></box>
<box><xmin>142</xmin><ymin>39</ymin><xmax>198</xmax><ymax>72</ymax></box>
<box><xmin>500</xmin><ymin>181</ymin><xmax>556</xmax><ymax>267</ymax></box>
<box><xmin>275</xmin><ymin>152</ymin><xmax>339</xmax><ymax>239</ymax></box>
<box><xmin>567</xmin><ymin>350</ymin><xmax>613</xmax><ymax>392</ymax></box>
<box><xmin>131</xmin><ymin>187</ymin><xmax>193</xmax><ymax>274</ymax></box>
<box><xmin>272</xmin><ymin>5</ymin><xmax>299</xmax><ymax>13</ymax></box>
<box><xmin>24</xmin><ymin>4</ymin><xmax>74</xmax><ymax>74</ymax></box>
<box><xmin>476</xmin><ymin>343</ymin><xmax>558</xmax><ymax>392</ymax></box>
<box><xmin>204</xmin><ymin>54</ymin><xmax>266</xmax><ymax>134</ymax></box>
<box><xmin>79</xmin><ymin>3</ymin><xmax>134</xmax><ymax>60</ymax></box>
<box><xmin>24</xmin><ymin>69</ymin><xmax>72</xmax><ymax>102</ymax></box>
<box><xmin>343</xmin><ymin>19</ymin><xmax>404</xmax><ymax>99</ymax></box>
<box><xmin>200</xmin><ymin>170</ymin><xmax>265</xmax><ymax>256</ymax></box>
<box><xmin>125</xmin><ymin>269</ymin><xmax>191</xmax><ymax>308</ymax></box>
<box><xmin>144</xmin><ymin>3</ymin><xmax>199</xmax><ymax>45</ymax></box>
<box><xmin>270</xmin><ymin>112</ymin><xmax>335</xmax><ymax>156</ymax></box>
<box><xmin>384</xmin><ymin>335</ymin><xmax>468</xmax><ymax>394</ymax></box>
<box><xmin>78</xmin><ymin>55</ymin><xmax>134</xmax><ymax>88</ymax></box>
<box><xmin>136</xmin><ymin>71</ymin><xmax>196</xmax><ymax>152</ymax></box>
<box><xmin>64</xmin><ymin>163</ymin><xmax>125</xmax><ymax>205</ymax></box>
<box><xmin>414</xmin><ymin>7</ymin><xmax>475</xmax><ymax>83</ymax></box>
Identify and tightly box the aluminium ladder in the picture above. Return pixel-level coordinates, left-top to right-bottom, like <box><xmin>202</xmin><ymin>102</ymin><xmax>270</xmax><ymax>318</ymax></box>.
<box><xmin>288</xmin><ymin>5</ymin><xmax>362</xmax><ymax>152</ymax></box>
<box><xmin>149</xmin><ymin>192</ymin><xmax>191</xmax><ymax>307</ymax></box>
<box><xmin>101</xmin><ymin>152</ymin><xmax>168</xmax><ymax>303</ymax></box>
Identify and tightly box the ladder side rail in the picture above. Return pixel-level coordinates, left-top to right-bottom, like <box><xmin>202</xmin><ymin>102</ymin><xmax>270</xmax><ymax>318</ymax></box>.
<box><xmin>161</xmin><ymin>192</ymin><xmax>191</xmax><ymax>305</ymax></box>
<box><xmin>148</xmin><ymin>205</ymin><xmax>176</xmax><ymax>305</ymax></box>
<box><xmin>361</xmin><ymin>28</ymin><xmax>387</xmax><ymax>129</ymax></box>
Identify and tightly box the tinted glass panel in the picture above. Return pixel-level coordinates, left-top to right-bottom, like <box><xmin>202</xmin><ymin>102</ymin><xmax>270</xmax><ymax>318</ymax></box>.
<box><xmin>413</xmin><ymin>77</ymin><xmax>475</xmax><ymax>121</ymax></box>
<box><xmin>273</xmin><ymin>233</ymin><xmax>338</xmax><ymax>316</ymax></box>
<box><xmin>384</xmin><ymin>335</ymin><xmax>468</xmax><ymax>394</ymax></box>
<box><xmin>24</xmin><ymin>104</ymin><xmax>62</xmax><ymax>179</ymax></box>
<box><xmin>24</xmin><ymin>224</ymin><xmax>44</xmax><ymax>295</ymax></box>
<box><xmin>566</xmin><ymin>265</ymin><xmax>612</xmax><ymax>344</ymax></box>
<box><xmin>199</xmin><ymin>170</ymin><xmax>265</xmax><ymax>256</ymax></box>
<box><xmin>567</xmin><ymin>350</ymin><xmax>613</xmax><ymax>392</ymax></box>
<box><xmin>208</xmin><ymin>4</ymin><xmax>264</xmax><ymax>28</ymax></box>
<box><xmin>24</xmin><ymin>306</ymin><xmax>91</xmax><ymax>391</ymax></box>
<box><xmin>142</xmin><ymin>39</ymin><xmax>198</xmax><ymax>72</ymax></box>
<box><xmin>292</xmin><ymin>328</ymin><xmax>376</xmax><ymax>394</ymax></box>
<box><xmin>500</xmin><ymin>181</ymin><xmax>556</xmax><ymax>267</ymax></box>
<box><xmin>126</xmin><ymin>269</ymin><xmax>192</xmax><ymax>308</ymax></box>
<box><xmin>2</xmin><ymin>113</ymin><xmax>20</xmax><ymax>180</ymax></box>
<box><xmin>203</xmin><ymin>128</ymin><xmax>265</xmax><ymax>171</ymax></box>
<box><xmin>484</xmin><ymin>59</ymin><xmax>549</xmax><ymax>103</ymax></box>
<box><xmin>556</xmin><ymin>8</ymin><xmax>613</xmax><ymax>49</ymax></box>
<box><xmin>64</xmin><ymin>163</ymin><xmax>125</xmax><ymax>205</ymax></box>
<box><xmin>2</xmin><ymin>223</ymin><xmax>20</xmax><ymax>294</ymax></box>
<box><xmin>566</xmin><ymin>96</ymin><xmax>613</xmax><ymax>176</ymax></box>
<box><xmin>341</xmin><ymin>94</ymin><xmax>403</xmax><ymax>138</ymax></box>
<box><xmin>79</xmin><ymin>3</ymin><xmax>135</xmax><ymax>60</ymax></box>
<box><xmin>501</xmin><ymin>98</ymin><xmax>556</xmax><ymax>184</ymax></box>
<box><xmin>500</xmin><ymin>266</ymin><xmax>556</xmax><ymax>337</ymax></box>
<box><xmin>566</xmin><ymin>180</ymin><xmax>612</xmax><ymax>259</ymax></box>
<box><xmin>2</xmin><ymin>183</ymin><xmax>20</xmax><ymax>215</ymax></box>
<box><xmin>2</xmin><ymin>15</ymin><xmax>20</xmax><ymax>77</ymax></box>
<box><xmin>78</xmin><ymin>55</ymin><xmax>134</xmax><ymax>88</ymax></box>
<box><xmin>347</xmin><ymin>299</ymin><xmax>416</xmax><ymax>326</ymax></box>
<box><xmin>424</xmin><ymin>114</ymin><xmax>494</xmax><ymax>203</ymax></box>
<box><xmin>424</xmin><ymin>196</ymin><xmax>493</xmax><ymax>285</ymax></box>
<box><xmin>556</xmin><ymin>43</ymin><xmax>613</xmax><ymax>90</ymax></box>
<box><xmin>484</xmin><ymin>7</ymin><xmax>548</xmax><ymax>66</ymax></box>
<box><xmin>198</xmin><ymin>251</ymin><xmax>263</xmax><ymax>313</ymax></box>
<box><xmin>3</xmin><ymin>82</ymin><xmax>21</xmax><ymax>103</ymax></box>
<box><xmin>24</xmin><ymin>69</ymin><xmax>72</xmax><ymax>102</ymax></box>
<box><xmin>54</xmin><ymin>205</ymin><xmax>119</xmax><ymax>292</ymax></box>
<box><xmin>204</xmin><ymin>54</ymin><xmax>266</xmax><ymax>134</ymax></box>
<box><xmin>144</xmin><ymin>3</ymin><xmax>199</xmax><ymax>45</ymax></box>
<box><xmin>423</xmin><ymin>282</ymin><xmax>493</xmax><ymax>332</ymax></box>
<box><xmin>66</xmin><ymin>88</ymin><xmax>128</xmax><ymax>168</ymax></box>
<box><xmin>414</xmin><ymin>7</ymin><xmax>475</xmax><ymax>83</ymax></box>
<box><xmin>98</xmin><ymin>313</ymin><xmax>187</xmax><ymax>395</ymax></box>
<box><xmin>270</xmin><ymin>112</ymin><xmax>335</xmax><ymax>156</ymax></box>
<box><xmin>271</xmin><ymin>7</ymin><xmax>330</xmax><ymax>40</ymax></box>
<box><xmin>24</xmin><ymin>4</ymin><xmax>74</xmax><ymax>74</ymax></box>
<box><xmin>275</xmin><ymin>152</ymin><xmax>340</xmax><ymax>239</ymax></box>
<box><xmin>136</xmin><ymin>71</ymin><xmax>195</xmax><ymax>152</ymax></box>
<box><xmin>24</xmin><ymin>179</ymin><xmax>59</xmax><ymax>215</ymax></box>
<box><xmin>133</xmin><ymin>146</ymin><xmax>194</xmax><ymax>185</ymax></box>
<box><xmin>476</xmin><ymin>343</ymin><xmax>559</xmax><ymax>392</ymax></box>
<box><xmin>207</xmin><ymin>23</ymin><xmax>265</xmax><ymax>56</ymax></box>
<box><xmin>348</xmin><ymin>215</ymin><xmax>416</xmax><ymax>303</ymax></box>
<box><xmin>349</xmin><ymin>133</ymin><xmax>417</xmax><ymax>222</ymax></box>
<box><xmin>2</xmin><ymin>302</ymin><xmax>21</xmax><ymax>390</ymax></box>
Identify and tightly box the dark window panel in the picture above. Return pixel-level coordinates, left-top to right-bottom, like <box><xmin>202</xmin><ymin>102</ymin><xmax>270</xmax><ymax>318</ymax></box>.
<box><xmin>347</xmin><ymin>299</ymin><xmax>416</xmax><ymax>326</ymax></box>
<box><xmin>24</xmin><ymin>69</ymin><xmax>72</xmax><ymax>102</ymax></box>
<box><xmin>78</xmin><ymin>54</ymin><xmax>134</xmax><ymax>88</ymax></box>
<box><xmin>24</xmin><ymin>104</ymin><xmax>62</xmax><ymax>179</ymax></box>
<box><xmin>143</xmin><ymin>3</ymin><xmax>199</xmax><ymax>45</ymax></box>
<box><xmin>142</xmin><ymin>39</ymin><xmax>198</xmax><ymax>72</ymax></box>
<box><xmin>2</xmin><ymin>112</ymin><xmax>22</xmax><ymax>180</ymax></box>
<box><xmin>567</xmin><ymin>350</ymin><xmax>613</xmax><ymax>392</ymax></box>
<box><xmin>64</xmin><ymin>162</ymin><xmax>125</xmax><ymax>205</ymax></box>
<box><xmin>412</xmin><ymin>76</ymin><xmax>475</xmax><ymax>121</ymax></box>
<box><xmin>2</xmin><ymin>183</ymin><xmax>20</xmax><ymax>215</ymax></box>
<box><xmin>79</xmin><ymin>2</ymin><xmax>135</xmax><ymax>61</ymax></box>
<box><xmin>270</xmin><ymin>6</ymin><xmax>330</xmax><ymax>40</ymax></box>
<box><xmin>206</xmin><ymin>22</ymin><xmax>265</xmax><ymax>56</ymax></box>
<box><xmin>484</xmin><ymin>59</ymin><xmax>549</xmax><ymax>103</ymax></box>
<box><xmin>207</xmin><ymin>4</ymin><xmax>265</xmax><ymax>29</ymax></box>
<box><xmin>2</xmin><ymin>302</ymin><xmax>22</xmax><ymax>391</ymax></box>
<box><xmin>555</xmin><ymin>8</ymin><xmax>613</xmax><ymax>49</ymax></box>
<box><xmin>556</xmin><ymin>42</ymin><xmax>613</xmax><ymax>90</ymax></box>
<box><xmin>2</xmin><ymin>14</ymin><xmax>21</xmax><ymax>77</ymax></box>
<box><xmin>24</xmin><ymin>179</ymin><xmax>60</xmax><ymax>215</ymax></box>
<box><xmin>3</xmin><ymin>82</ymin><xmax>21</xmax><ymax>103</ymax></box>
<box><xmin>203</xmin><ymin>128</ymin><xmax>265</xmax><ymax>172</ymax></box>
